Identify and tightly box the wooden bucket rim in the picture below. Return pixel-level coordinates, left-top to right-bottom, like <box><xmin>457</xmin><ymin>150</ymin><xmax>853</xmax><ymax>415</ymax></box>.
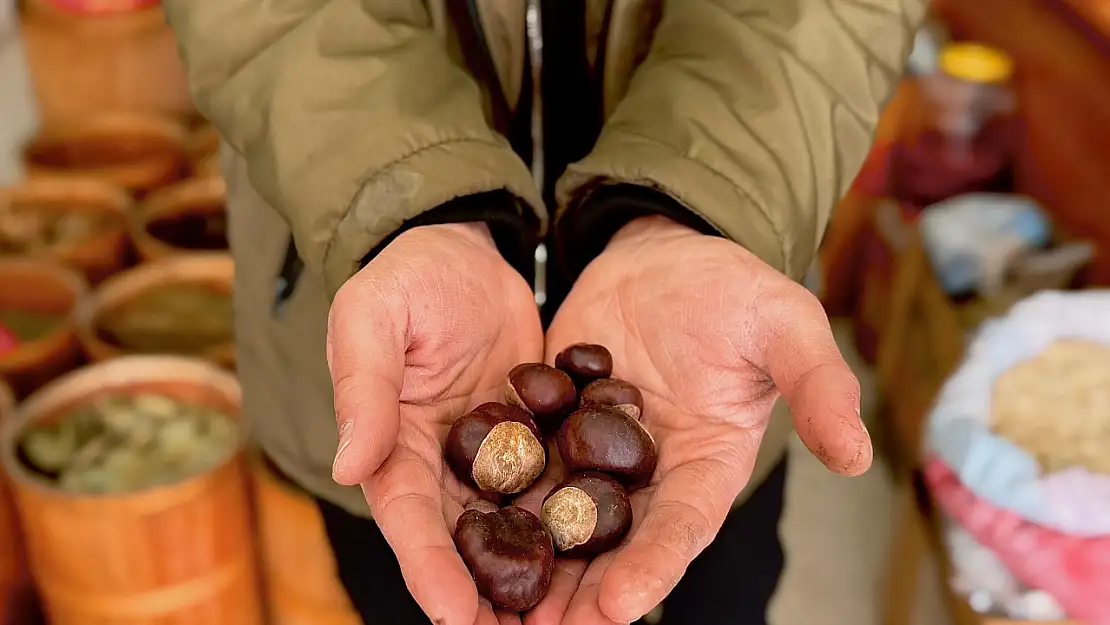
<box><xmin>22</xmin><ymin>113</ymin><xmax>188</xmax><ymax>176</ymax></box>
<box><xmin>0</xmin><ymin>354</ymin><xmax>247</xmax><ymax>500</ymax></box>
<box><xmin>129</xmin><ymin>175</ymin><xmax>226</xmax><ymax>257</ymax></box>
<box><xmin>0</xmin><ymin>259</ymin><xmax>88</xmax><ymax>370</ymax></box>
<box><xmin>25</xmin><ymin>113</ymin><xmax>187</xmax><ymax>150</ymax></box>
<box><xmin>74</xmin><ymin>252</ymin><xmax>234</xmax><ymax>362</ymax></box>
<box><xmin>0</xmin><ymin>176</ymin><xmax>133</xmax><ymax>213</ymax></box>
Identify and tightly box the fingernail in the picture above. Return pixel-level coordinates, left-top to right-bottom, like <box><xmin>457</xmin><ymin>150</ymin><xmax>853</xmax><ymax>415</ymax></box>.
<box><xmin>854</xmin><ymin>401</ymin><xmax>870</xmax><ymax>435</ymax></box>
<box><xmin>332</xmin><ymin>420</ymin><xmax>353</xmax><ymax>480</ymax></box>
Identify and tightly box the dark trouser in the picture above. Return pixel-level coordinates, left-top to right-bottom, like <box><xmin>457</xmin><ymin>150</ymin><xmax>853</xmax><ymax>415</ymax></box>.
<box><xmin>317</xmin><ymin>457</ymin><xmax>788</xmax><ymax>625</ymax></box>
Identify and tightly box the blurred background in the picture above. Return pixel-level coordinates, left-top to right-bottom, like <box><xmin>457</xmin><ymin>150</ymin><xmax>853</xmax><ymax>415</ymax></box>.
<box><xmin>1</xmin><ymin>0</ymin><xmax>1110</xmax><ymax>624</ymax></box>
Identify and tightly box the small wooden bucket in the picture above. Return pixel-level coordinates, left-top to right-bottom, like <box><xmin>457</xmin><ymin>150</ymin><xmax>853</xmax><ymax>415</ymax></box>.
<box><xmin>130</xmin><ymin>176</ymin><xmax>228</xmax><ymax>262</ymax></box>
<box><xmin>0</xmin><ymin>356</ymin><xmax>263</xmax><ymax>625</ymax></box>
<box><xmin>0</xmin><ymin>259</ymin><xmax>87</xmax><ymax>399</ymax></box>
<box><xmin>74</xmin><ymin>253</ymin><xmax>235</xmax><ymax>369</ymax></box>
<box><xmin>22</xmin><ymin>113</ymin><xmax>187</xmax><ymax>196</ymax></box>
<box><xmin>0</xmin><ymin>176</ymin><xmax>132</xmax><ymax>282</ymax></box>
<box><xmin>251</xmin><ymin>456</ymin><xmax>361</xmax><ymax>625</ymax></box>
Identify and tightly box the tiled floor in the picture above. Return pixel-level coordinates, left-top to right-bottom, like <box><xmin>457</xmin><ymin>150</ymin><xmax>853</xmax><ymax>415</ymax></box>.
<box><xmin>0</xmin><ymin>26</ymin><xmax>952</xmax><ymax>625</ymax></box>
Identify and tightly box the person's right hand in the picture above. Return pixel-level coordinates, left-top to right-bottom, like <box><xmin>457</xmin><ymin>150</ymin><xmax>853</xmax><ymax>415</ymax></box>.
<box><xmin>327</xmin><ymin>222</ymin><xmax>544</xmax><ymax>625</ymax></box>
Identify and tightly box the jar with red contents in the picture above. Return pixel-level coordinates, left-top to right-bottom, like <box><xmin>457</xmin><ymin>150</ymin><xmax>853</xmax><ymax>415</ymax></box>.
<box><xmin>891</xmin><ymin>43</ymin><xmax>1019</xmax><ymax>210</ymax></box>
<box><xmin>852</xmin><ymin>43</ymin><xmax>1018</xmax><ymax>363</ymax></box>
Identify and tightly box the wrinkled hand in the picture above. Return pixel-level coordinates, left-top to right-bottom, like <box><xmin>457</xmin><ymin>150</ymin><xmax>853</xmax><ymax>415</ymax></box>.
<box><xmin>533</xmin><ymin>216</ymin><xmax>872</xmax><ymax>625</ymax></box>
<box><xmin>327</xmin><ymin>223</ymin><xmax>543</xmax><ymax>625</ymax></box>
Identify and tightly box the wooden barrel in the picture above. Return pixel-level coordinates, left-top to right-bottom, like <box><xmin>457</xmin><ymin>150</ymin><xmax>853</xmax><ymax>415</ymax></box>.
<box><xmin>130</xmin><ymin>176</ymin><xmax>228</xmax><ymax>262</ymax></box>
<box><xmin>19</xmin><ymin>0</ymin><xmax>193</xmax><ymax>125</ymax></box>
<box><xmin>251</xmin><ymin>457</ymin><xmax>361</xmax><ymax>625</ymax></box>
<box><xmin>0</xmin><ymin>176</ymin><xmax>132</xmax><ymax>283</ymax></box>
<box><xmin>74</xmin><ymin>253</ymin><xmax>235</xmax><ymax>369</ymax></box>
<box><xmin>0</xmin><ymin>259</ymin><xmax>87</xmax><ymax>399</ymax></box>
<box><xmin>0</xmin><ymin>381</ymin><xmax>23</xmax><ymax>622</ymax></box>
<box><xmin>0</xmin><ymin>356</ymin><xmax>263</xmax><ymax>625</ymax></box>
<box><xmin>22</xmin><ymin>113</ymin><xmax>187</xmax><ymax>196</ymax></box>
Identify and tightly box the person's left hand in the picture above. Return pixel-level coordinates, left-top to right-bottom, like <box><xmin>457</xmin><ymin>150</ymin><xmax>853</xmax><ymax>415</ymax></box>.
<box><xmin>527</xmin><ymin>215</ymin><xmax>872</xmax><ymax>625</ymax></box>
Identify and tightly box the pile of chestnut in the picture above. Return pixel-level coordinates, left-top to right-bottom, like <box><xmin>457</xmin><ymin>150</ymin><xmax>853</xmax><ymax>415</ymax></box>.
<box><xmin>447</xmin><ymin>343</ymin><xmax>657</xmax><ymax>611</ymax></box>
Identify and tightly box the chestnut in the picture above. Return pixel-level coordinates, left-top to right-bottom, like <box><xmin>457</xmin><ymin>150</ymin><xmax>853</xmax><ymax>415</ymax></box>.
<box><xmin>445</xmin><ymin>402</ymin><xmax>545</xmax><ymax>495</ymax></box>
<box><xmin>557</xmin><ymin>405</ymin><xmax>657</xmax><ymax>486</ymax></box>
<box><xmin>505</xmin><ymin>363</ymin><xmax>578</xmax><ymax>431</ymax></box>
<box><xmin>580</xmin><ymin>378</ymin><xmax>644</xmax><ymax>420</ymax></box>
<box><xmin>541</xmin><ymin>471</ymin><xmax>632</xmax><ymax>557</ymax></box>
<box><xmin>454</xmin><ymin>506</ymin><xmax>555</xmax><ymax>611</ymax></box>
<box><xmin>555</xmin><ymin>343</ymin><xmax>613</xmax><ymax>389</ymax></box>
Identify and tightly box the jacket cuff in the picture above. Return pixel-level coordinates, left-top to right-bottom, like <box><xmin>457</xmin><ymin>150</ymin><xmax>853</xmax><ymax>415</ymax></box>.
<box><xmin>556</xmin><ymin>184</ymin><xmax>719</xmax><ymax>279</ymax></box>
<box><xmin>360</xmin><ymin>190</ymin><xmax>539</xmax><ymax>284</ymax></box>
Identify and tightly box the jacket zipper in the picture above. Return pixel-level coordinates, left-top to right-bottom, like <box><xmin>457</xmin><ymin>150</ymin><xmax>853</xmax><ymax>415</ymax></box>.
<box><xmin>526</xmin><ymin>0</ymin><xmax>547</xmax><ymax>307</ymax></box>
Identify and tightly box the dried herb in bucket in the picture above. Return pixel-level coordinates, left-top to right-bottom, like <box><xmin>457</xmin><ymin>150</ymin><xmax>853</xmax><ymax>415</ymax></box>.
<box><xmin>97</xmin><ymin>282</ymin><xmax>232</xmax><ymax>354</ymax></box>
<box><xmin>19</xmin><ymin>393</ymin><xmax>239</xmax><ymax>493</ymax></box>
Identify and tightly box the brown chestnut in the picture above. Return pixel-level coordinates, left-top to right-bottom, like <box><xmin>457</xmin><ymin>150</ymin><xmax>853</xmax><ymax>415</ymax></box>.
<box><xmin>541</xmin><ymin>471</ymin><xmax>632</xmax><ymax>557</ymax></box>
<box><xmin>445</xmin><ymin>403</ymin><xmax>545</xmax><ymax>495</ymax></box>
<box><xmin>557</xmin><ymin>405</ymin><xmax>657</xmax><ymax>486</ymax></box>
<box><xmin>580</xmin><ymin>378</ymin><xmax>644</xmax><ymax>420</ymax></box>
<box><xmin>505</xmin><ymin>363</ymin><xmax>578</xmax><ymax>431</ymax></box>
<box><xmin>454</xmin><ymin>506</ymin><xmax>555</xmax><ymax>611</ymax></box>
<box><xmin>555</xmin><ymin>343</ymin><xmax>613</xmax><ymax>389</ymax></box>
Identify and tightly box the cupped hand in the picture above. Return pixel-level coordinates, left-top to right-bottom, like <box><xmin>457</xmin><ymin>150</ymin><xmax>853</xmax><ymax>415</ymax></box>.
<box><xmin>326</xmin><ymin>222</ymin><xmax>543</xmax><ymax>625</ymax></box>
<box><xmin>534</xmin><ymin>216</ymin><xmax>872</xmax><ymax>625</ymax></box>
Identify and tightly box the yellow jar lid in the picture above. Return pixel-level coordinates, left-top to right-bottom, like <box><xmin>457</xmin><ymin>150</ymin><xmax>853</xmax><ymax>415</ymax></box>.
<box><xmin>940</xmin><ymin>43</ymin><xmax>1014</xmax><ymax>84</ymax></box>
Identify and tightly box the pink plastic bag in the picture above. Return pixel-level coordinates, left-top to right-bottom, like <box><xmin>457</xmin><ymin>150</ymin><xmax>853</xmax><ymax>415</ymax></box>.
<box><xmin>925</xmin><ymin>456</ymin><xmax>1110</xmax><ymax>624</ymax></box>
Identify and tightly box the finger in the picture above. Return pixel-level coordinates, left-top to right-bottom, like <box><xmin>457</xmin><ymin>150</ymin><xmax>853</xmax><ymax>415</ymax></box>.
<box><xmin>755</xmin><ymin>292</ymin><xmax>871</xmax><ymax>476</ymax></box>
<box><xmin>561</xmin><ymin>555</ymin><xmax>624</xmax><ymax>625</ymax></box>
<box><xmin>327</xmin><ymin>274</ymin><xmax>408</xmax><ymax>485</ymax></box>
<box><xmin>524</xmin><ymin>559</ymin><xmax>588</xmax><ymax>625</ymax></box>
<box><xmin>495</xmin><ymin>608</ymin><xmax>523</xmax><ymax>625</ymax></box>
<box><xmin>598</xmin><ymin>458</ymin><xmax>747</xmax><ymax>623</ymax></box>
<box><xmin>365</xmin><ymin>449</ymin><xmax>479</xmax><ymax>625</ymax></box>
<box><xmin>478</xmin><ymin>598</ymin><xmax>519</xmax><ymax>625</ymax></box>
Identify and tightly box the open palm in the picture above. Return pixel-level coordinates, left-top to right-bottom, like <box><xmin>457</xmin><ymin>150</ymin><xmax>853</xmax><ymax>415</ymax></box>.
<box><xmin>327</xmin><ymin>223</ymin><xmax>545</xmax><ymax>625</ymax></box>
<box><xmin>529</xmin><ymin>217</ymin><xmax>872</xmax><ymax>625</ymax></box>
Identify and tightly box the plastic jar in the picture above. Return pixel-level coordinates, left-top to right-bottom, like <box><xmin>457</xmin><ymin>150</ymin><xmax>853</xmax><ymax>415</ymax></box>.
<box><xmin>921</xmin><ymin>43</ymin><xmax>1016</xmax><ymax>155</ymax></box>
<box><xmin>19</xmin><ymin>0</ymin><xmax>193</xmax><ymax>124</ymax></box>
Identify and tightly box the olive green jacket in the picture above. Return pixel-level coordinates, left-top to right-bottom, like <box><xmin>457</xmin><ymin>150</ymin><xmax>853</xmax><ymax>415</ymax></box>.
<box><xmin>163</xmin><ymin>0</ymin><xmax>925</xmax><ymax>517</ymax></box>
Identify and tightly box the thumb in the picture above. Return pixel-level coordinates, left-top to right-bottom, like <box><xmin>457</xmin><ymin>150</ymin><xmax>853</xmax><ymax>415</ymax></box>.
<box><xmin>326</xmin><ymin>273</ymin><xmax>407</xmax><ymax>486</ymax></box>
<box><xmin>757</xmin><ymin>292</ymin><xmax>872</xmax><ymax>476</ymax></box>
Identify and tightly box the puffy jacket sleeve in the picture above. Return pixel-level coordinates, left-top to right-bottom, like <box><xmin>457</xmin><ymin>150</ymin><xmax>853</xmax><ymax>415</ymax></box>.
<box><xmin>162</xmin><ymin>0</ymin><xmax>545</xmax><ymax>297</ymax></box>
<box><xmin>556</xmin><ymin>0</ymin><xmax>927</xmax><ymax>280</ymax></box>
